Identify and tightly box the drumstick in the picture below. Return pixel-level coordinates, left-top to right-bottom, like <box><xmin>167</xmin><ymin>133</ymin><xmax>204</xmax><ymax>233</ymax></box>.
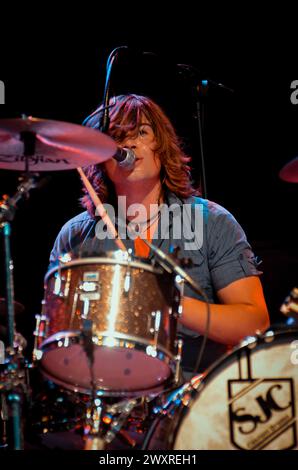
<box><xmin>77</xmin><ymin>166</ymin><xmax>126</xmax><ymax>252</ymax></box>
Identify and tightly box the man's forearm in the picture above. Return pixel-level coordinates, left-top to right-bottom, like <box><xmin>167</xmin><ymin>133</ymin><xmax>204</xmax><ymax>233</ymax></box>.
<box><xmin>180</xmin><ymin>296</ymin><xmax>270</xmax><ymax>345</ymax></box>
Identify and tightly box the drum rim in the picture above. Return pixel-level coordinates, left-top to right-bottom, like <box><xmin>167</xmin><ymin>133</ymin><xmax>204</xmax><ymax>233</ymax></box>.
<box><xmin>45</xmin><ymin>256</ymin><xmax>164</xmax><ymax>281</ymax></box>
<box><xmin>39</xmin><ymin>368</ymin><xmax>174</xmax><ymax>397</ymax></box>
<box><xmin>39</xmin><ymin>329</ymin><xmax>177</xmax><ymax>362</ymax></box>
<box><xmin>193</xmin><ymin>326</ymin><xmax>298</xmax><ymax>392</ymax></box>
<box><xmin>37</xmin><ymin>331</ymin><xmax>178</xmax><ymax>395</ymax></box>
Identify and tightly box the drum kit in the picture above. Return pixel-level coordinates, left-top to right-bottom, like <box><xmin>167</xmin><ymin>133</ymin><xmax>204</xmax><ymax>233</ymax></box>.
<box><xmin>0</xmin><ymin>116</ymin><xmax>297</xmax><ymax>451</ymax></box>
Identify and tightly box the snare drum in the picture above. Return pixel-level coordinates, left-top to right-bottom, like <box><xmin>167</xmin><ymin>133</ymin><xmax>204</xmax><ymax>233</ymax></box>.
<box><xmin>35</xmin><ymin>251</ymin><xmax>181</xmax><ymax>395</ymax></box>
<box><xmin>145</xmin><ymin>328</ymin><xmax>298</xmax><ymax>450</ymax></box>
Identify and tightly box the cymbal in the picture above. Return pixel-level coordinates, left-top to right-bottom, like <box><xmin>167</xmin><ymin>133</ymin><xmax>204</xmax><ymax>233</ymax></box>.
<box><xmin>279</xmin><ymin>156</ymin><xmax>298</xmax><ymax>183</ymax></box>
<box><xmin>0</xmin><ymin>117</ymin><xmax>117</xmax><ymax>171</ymax></box>
<box><xmin>0</xmin><ymin>297</ymin><xmax>25</xmax><ymax>319</ymax></box>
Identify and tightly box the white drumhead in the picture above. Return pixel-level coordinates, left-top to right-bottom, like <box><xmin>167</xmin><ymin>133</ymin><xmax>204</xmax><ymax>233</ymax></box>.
<box><xmin>174</xmin><ymin>329</ymin><xmax>298</xmax><ymax>450</ymax></box>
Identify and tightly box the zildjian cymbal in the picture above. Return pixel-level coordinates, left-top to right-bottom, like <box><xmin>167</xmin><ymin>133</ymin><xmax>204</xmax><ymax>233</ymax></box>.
<box><xmin>0</xmin><ymin>117</ymin><xmax>117</xmax><ymax>172</ymax></box>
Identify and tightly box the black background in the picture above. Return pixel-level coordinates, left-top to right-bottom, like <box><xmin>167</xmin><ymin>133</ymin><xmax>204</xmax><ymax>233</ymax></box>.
<box><xmin>0</xmin><ymin>8</ymin><xmax>297</xmax><ymax>348</ymax></box>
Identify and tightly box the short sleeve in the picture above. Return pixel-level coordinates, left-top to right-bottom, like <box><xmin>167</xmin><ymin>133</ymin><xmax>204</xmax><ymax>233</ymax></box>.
<box><xmin>49</xmin><ymin>223</ymin><xmax>73</xmax><ymax>267</ymax></box>
<box><xmin>48</xmin><ymin>211</ymin><xmax>99</xmax><ymax>270</ymax></box>
<box><xmin>207</xmin><ymin>204</ymin><xmax>262</xmax><ymax>291</ymax></box>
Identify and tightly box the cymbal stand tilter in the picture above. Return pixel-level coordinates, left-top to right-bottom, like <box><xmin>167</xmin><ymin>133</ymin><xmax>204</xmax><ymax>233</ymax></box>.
<box><xmin>0</xmin><ymin>131</ymin><xmax>42</xmax><ymax>449</ymax></box>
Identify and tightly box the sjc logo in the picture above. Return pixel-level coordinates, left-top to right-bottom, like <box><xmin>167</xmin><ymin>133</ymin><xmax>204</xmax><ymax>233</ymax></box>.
<box><xmin>0</xmin><ymin>80</ymin><xmax>5</xmax><ymax>104</ymax></box>
<box><xmin>229</xmin><ymin>379</ymin><xmax>296</xmax><ymax>450</ymax></box>
<box><xmin>290</xmin><ymin>80</ymin><xmax>298</xmax><ymax>104</ymax></box>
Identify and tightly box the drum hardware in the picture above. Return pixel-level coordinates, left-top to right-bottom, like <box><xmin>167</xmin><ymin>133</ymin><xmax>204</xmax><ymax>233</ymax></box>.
<box><xmin>123</xmin><ymin>269</ymin><xmax>131</xmax><ymax>295</ymax></box>
<box><xmin>123</xmin><ymin>251</ymin><xmax>133</xmax><ymax>295</ymax></box>
<box><xmin>0</xmin><ymin>394</ymin><xmax>8</xmax><ymax>448</ymax></box>
<box><xmin>263</xmin><ymin>329</ymin><xmax>275</xmax><ymax>343</ymax></box>
<box><xmin>83</xmin><ymin>396</ymin><xmax>139</xmax><ymax>450</ymax></box>
<box><xmin>0</xmin><ymin>350</ymin><xmax>31</xmax><ymax>449</ymax></box>
<box><xmin>150</xmin><ymin>374</ymin><xmax>204</xmax><ymax>422</ymax></box>
<box><xmin>175</xmin><ymin>275</ymin><xmax>185</xmax><ymax>318</ymax></box>
<box><xmin>152</xmin><ymin>381</ymin><xmax>194</xmax><ymax>418</ymax></box>
<box><xmin>0</xmin><ymin>173</ymin><xmax>43</xmax><ymax>449</ymax></box>
<box><xmin>33</xmin><ymin>297</ymin><xmax>50</xmax><ymax>361</ymax></box>
<box><xmin>174</xmin><ymin>339</ymin><xmax>183</xmax><ymax>384</ymax></box>
<box><xmin>150</xmin><ymin>310</ymin><xmax>162</xmax><ymax>342</ymax></box>
<box><xmin>173</xmin><ymin>276</ymin><xmax>185</xmax><ymax>384</ymax></box>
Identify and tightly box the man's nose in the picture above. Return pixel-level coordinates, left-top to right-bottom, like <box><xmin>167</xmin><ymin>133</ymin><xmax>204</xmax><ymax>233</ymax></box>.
<box><xmin>123</xmin><ymin>137</ymin><xmax>137</xmax><ymax>149</ymax></box>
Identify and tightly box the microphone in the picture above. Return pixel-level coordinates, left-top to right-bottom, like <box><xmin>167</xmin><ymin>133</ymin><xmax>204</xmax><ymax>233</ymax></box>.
<box><xmin>113</xmin><ymin>147</ymin><xmax>136</xmax><ymax>170</ymax></box>
<box><xmin>177</xmin><ymin>63</ymin><xmax>234</xmax><ymax>93</ymax></box>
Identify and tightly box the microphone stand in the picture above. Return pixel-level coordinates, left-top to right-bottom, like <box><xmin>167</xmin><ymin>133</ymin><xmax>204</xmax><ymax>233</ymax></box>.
<box><xmin>98</xmin><ymin>46</ymin><xmax>128</xmax><ymax>133</ymax></box>
<box><xmin>178</xmin><ymin>63</ymin><xmax>234</xmax><ymax>199</ymax></box>
<box><xmin>177</xmin><ymin>64</ymin><xmax>208</xmax><ymax>198</ymax></box>
<box><xmin>195</xmin><ymin>84</ymin><xmax>208</xmax><ymax>199</ymax></box>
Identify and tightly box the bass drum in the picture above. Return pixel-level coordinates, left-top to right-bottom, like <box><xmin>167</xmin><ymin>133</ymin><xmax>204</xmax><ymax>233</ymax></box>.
<box><xmin>145</xmin><ymin>327</ymin><xmax>298</xmax><ymax>450</ymax></box>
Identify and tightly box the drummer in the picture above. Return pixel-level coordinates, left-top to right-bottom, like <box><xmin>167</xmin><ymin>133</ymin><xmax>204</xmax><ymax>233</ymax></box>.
<box><xmin>49</xmin><ymin>94</ymin><xmax>270</xmax><ymax>378</ymax></box>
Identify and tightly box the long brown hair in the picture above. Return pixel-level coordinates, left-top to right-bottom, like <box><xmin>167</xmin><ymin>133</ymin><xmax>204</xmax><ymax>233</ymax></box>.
<box><xmin>81</xmin><ymin>94</ymin><xmax>198</xmax><ymax>217</ymax></box>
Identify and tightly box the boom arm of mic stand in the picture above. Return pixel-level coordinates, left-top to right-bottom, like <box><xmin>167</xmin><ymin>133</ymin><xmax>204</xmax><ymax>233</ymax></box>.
<box><xmin>98</xmin><ymin>46</ymin><xmax>128</xmax><ymax>133</ymax></box>
<box><xmin>142</xmin><ymin>239</ymin><xmax>211</xmax><ymax>373</ymax></box>
<box><xmin>142</xmin><ymin>239</ymin><xmax>205</xmax><ymax>298</ymax></box>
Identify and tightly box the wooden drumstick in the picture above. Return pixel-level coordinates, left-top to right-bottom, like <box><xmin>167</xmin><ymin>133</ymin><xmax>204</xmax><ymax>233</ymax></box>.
<box><xmin>77</xmin><ymin>166</ymin><xmax>126</xmax><ymax>252</ymax></box>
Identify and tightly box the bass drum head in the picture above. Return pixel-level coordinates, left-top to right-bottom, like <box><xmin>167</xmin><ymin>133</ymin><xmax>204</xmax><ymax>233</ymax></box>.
<box><xmin>174</xmin><ymin>328</ymin><xmax>298</xmax><ymax>450</ymax></box>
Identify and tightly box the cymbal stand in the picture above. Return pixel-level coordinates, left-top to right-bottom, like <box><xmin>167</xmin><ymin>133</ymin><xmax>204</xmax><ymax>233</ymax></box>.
<box><xmin>0</xmin><ymin>174</ymin><xmax>39</xmax><ymax>348</ymax></box>
<box><xmin>0</xmin><ymin>131</ymin><xmax>42</xmax><ymax>449</ymax></box>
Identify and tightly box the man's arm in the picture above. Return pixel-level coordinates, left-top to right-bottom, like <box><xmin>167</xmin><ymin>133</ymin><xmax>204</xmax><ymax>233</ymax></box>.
<box><xmin>180</xmin><ymin>276</ymin><xmax>270</xmax><ymax>345</ymax></box>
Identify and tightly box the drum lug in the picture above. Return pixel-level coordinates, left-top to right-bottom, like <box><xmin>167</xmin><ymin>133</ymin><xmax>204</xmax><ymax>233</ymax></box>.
<box><xmin>264</xmin><ymin>329</ymin><xmax>275</xmax><ymax>343</ymax></box>
<box><xmin>53</xmin><ymin>272</ymin><xmax>65</xmax><ymax>297</ymax></box>
<box><xmin>123</xmin><ymin>269</ymin><xmax>131</xmax><ymax>295</ymax></box>
<box><xmin>123</xmin><ymin>249</ymin><xmax>133</xmax><ymax>296</ymax></box>
<box><xmin>174</xmin><ymin>275</ymin><xmax>184</xmax><ymax>318</ymax></box>
<box><xmin>240</xmin><ymin>334</ymin><xmax>259</xmax><ymax>349</ymax></box>
<box><xmin>149</xmin><ymin>310</ymin><xmax>161</xmax><ymax>341</ymax></box>
<box><xmin>33</xmin><ymin>312</ymin><xmax>49</xmax><ymax>361</ymax></box>
<box><xmin>174</xmin><ymin>338</ymin><xmax>183</xmax><ymax>383</ymax></box>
